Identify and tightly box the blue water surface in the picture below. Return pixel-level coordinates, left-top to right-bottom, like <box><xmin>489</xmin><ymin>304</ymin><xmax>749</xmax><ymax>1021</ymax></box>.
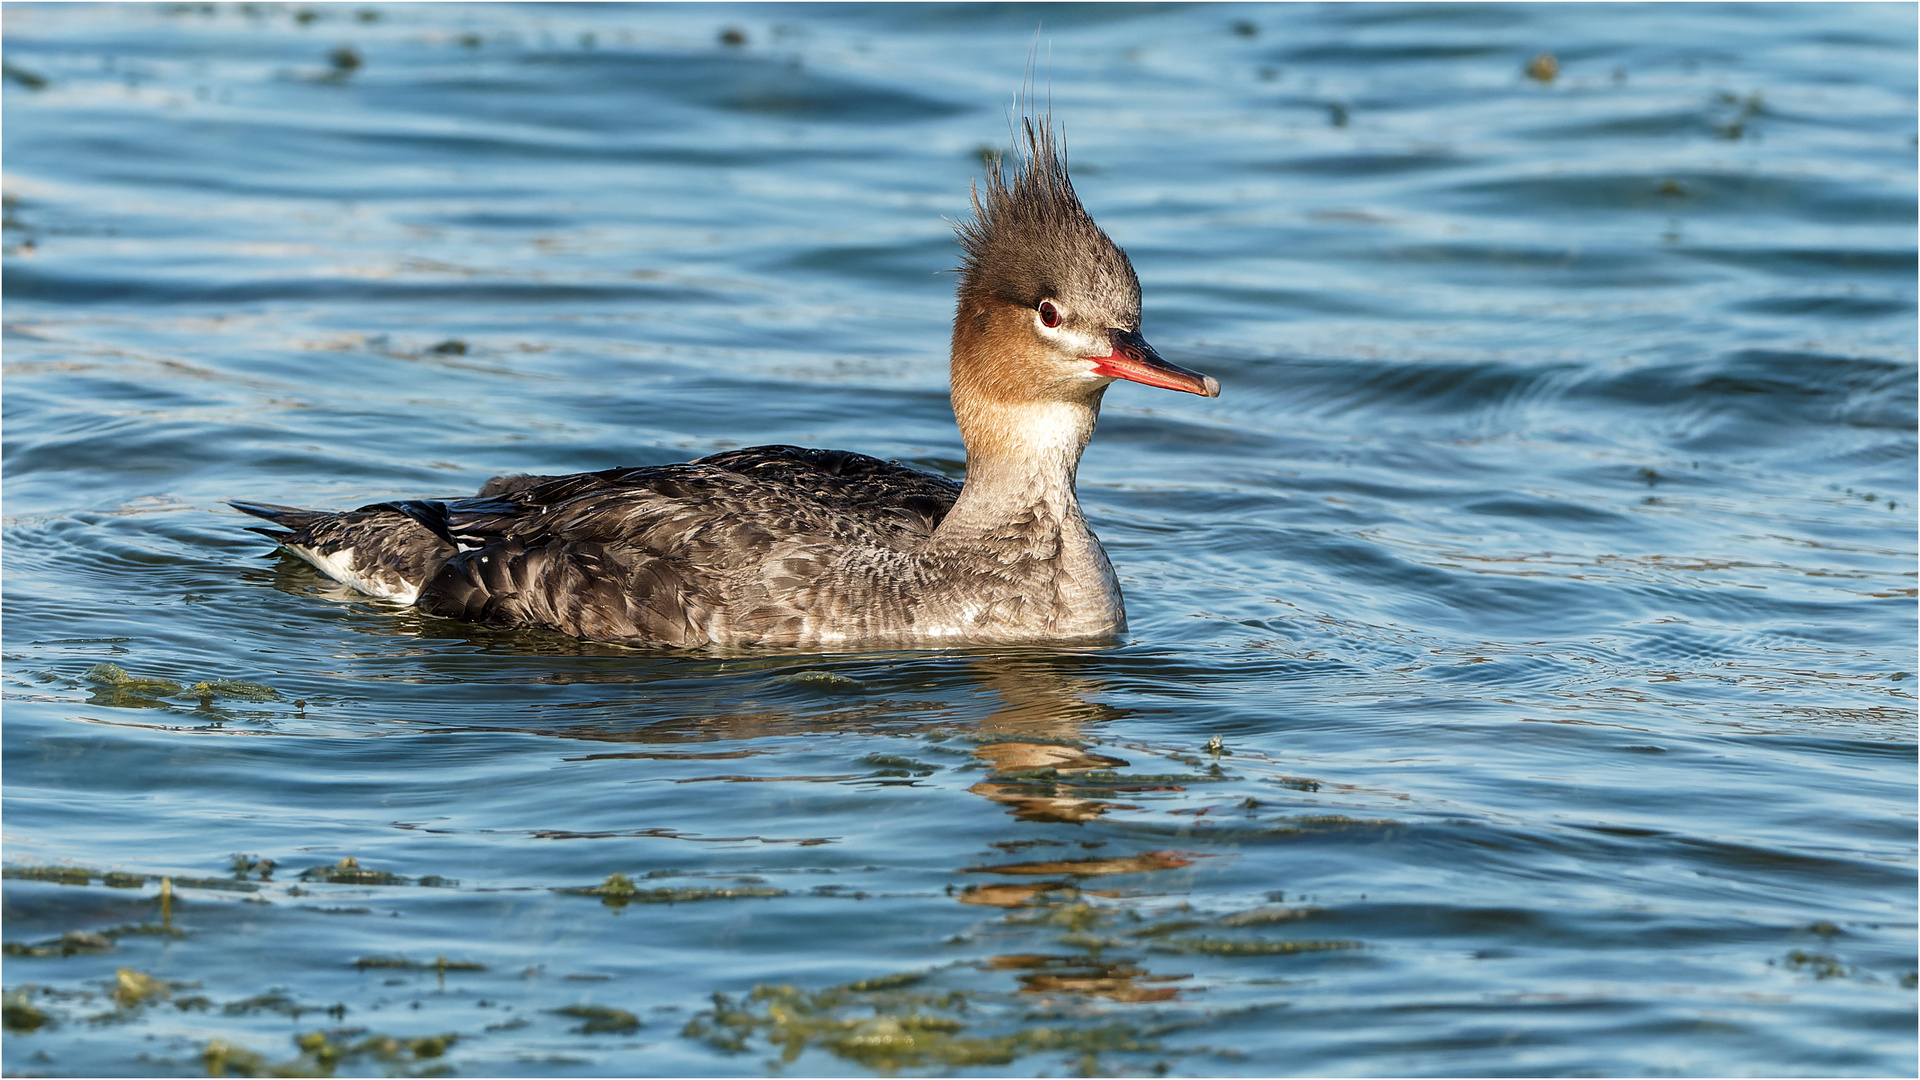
<box><xmin>3</xmin><ymin>3</ymin><xmax>1915</xmax><ymax>1076</ymax></box>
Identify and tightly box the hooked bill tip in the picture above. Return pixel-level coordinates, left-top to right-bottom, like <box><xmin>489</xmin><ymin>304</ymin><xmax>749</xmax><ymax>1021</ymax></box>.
<box><xmin>1200</xmin><ymin>375</ymin><xmax>1221</xmax><ymax>398</ymax></box>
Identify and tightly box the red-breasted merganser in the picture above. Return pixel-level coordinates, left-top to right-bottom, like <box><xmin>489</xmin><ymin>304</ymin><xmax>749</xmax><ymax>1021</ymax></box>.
<box><xmin>234</xmin><ymin>117</ymin><xmax>1219</xmax><ymax>650</ymax></box>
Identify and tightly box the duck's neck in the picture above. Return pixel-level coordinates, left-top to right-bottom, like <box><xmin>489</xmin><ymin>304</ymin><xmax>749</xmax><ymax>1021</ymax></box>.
<box><xmin>933</xmin><ymin>392</ymin><xmax>1109</xmax><ymax>559</ymax></box>
<box><xmin>929</xmin><ymin>394</ymin><xmax>1124</xmax><ymax>636</ymax></box>
<box><xmin>924</xmin><ymin>390</ymin><xmax>1125</xmax><ymax>638</ymax></box>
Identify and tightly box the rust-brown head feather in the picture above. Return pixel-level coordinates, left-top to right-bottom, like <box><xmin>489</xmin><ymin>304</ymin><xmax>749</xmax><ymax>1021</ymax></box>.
<box><xmin>946</xmin><ymin>113</ymin><xmax>1216</xmax><ymax>465</ymax></box>
<box><xmin>954</xmin><ymin>117</ymin><xmax>1140</xmax><ymax>329</ymax></box>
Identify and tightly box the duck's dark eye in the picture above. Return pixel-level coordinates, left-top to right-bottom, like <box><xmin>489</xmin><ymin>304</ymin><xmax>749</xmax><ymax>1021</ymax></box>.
<box><xmin>1038</xmin><ymin>300</ymin><xmax>1061</xmax><ymax>328</ymax></box>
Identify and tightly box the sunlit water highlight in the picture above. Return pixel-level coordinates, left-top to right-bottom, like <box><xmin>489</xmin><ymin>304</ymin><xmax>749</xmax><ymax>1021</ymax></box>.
<box><xmin>3</xmin><ymin>3</ymin><xmax>1915</xmax><ymax>1076</ymax></box>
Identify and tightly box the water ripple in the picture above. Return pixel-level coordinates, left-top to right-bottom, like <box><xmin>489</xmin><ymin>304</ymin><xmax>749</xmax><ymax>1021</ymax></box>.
<box><xmin>3</xmin><ymin>3</ymin><xmax>1913</xmax><ymax>1077</ymax></box>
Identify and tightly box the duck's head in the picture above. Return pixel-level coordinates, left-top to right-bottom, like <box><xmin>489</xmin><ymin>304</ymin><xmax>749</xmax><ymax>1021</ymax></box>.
<box><xmin>949</xmin><ymin>116</ymin><xmax>1217</xmax><ymax>461</ymax></box>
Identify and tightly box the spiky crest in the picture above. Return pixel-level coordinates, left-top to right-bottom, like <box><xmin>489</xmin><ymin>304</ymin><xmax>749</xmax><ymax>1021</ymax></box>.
<box><xmin>953</xmin><ymin>116</ymin><xmax>1140</xmax><ymax>329</ymax></box>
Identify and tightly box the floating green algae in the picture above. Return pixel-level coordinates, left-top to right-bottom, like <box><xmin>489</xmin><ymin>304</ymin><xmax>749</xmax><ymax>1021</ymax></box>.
<box><xmin>1783</xmin><ymin>950</ymin><xmax>1849</xmax><ymax>979</ymax></box>
<box><xmin>299</xmin><ymin>857</ymin><xmax>408</xmax><ymax>886</ymax></box>
<box><xmin>223</xmin><ymin>991</ymin><xmax>320</xmax><ymax>1018</ymax></box>
<box><xmin>3</xmin><ymin>864</ymin><xmax>257</xmax><ymax>893</ymax></box>
<box><xmin>5</xmin><ymin>920</ymin><xmax>188</xmax><ymax>958</ymax></box>
<box><xmin>553</xmin><ymin>1003</ymin><xmax>641</xmax><ymax>1035</ymax></box>
<box><xmin>1021</xmin><ymin>899</ymin><xmax>1108</xmax><ymax>933</ymax></box>
<box><xmin>203</xmin><ymin>1028</ymin><xmax>459</xmax><ymax>1078</ymax></box>
<box><xmin>773</xmin><ymin>670</ymin><xmax>867</xmax><ymax>692</ymax></box>
<box><xmin>2</xmin><ymin>989</ymin><xmax>49</xmax><ymax>1033</ymax></box>
<box><xmin>229</xmin><ymin>854</ymin><xmax>276</xmax><ymax>881</ymax></box>
<box><xmin>352</xmin><ymin>954</ymin><xmax>485</xmax><ymax>973</ymax></box>
<box><xmin>991</xmin><ymin>769</ymin><xmax>1235</xmax><ymax>792</ymax></box>
<box><xmin>559</xmin><ymin>872</ymin><xmax>786</xmax><ymax>909</ymax></box>
<box><xmin>4</xmin><ymin>931</ymin><xmax>115</xmax><ymax>958</ymax></box>
<box><xmin>81</xmin><ymin>664</ymin><xmax>282</xmax><ymax>709</ymax></box>
<box><xmin>862</xmin><ymin>754</ymin><xmax>939</xmax><ymax>776</ymax></box>
<box><xmin>683</xmin><ymin>971</ymin><xmax>1161</xmax><ymax>1070</ymax></box>
<box><xmin>168</xmin><ymin>874</ymin><xmax>259</xmax><ymax>892</ymax></box>
<box><xmin>111</xmin><ymin>968</ymin><xmax>170</xmax><ymax>1009</ymax></box>
<box><xmin>84</xmin><ymin>663</ymin><xmax>182</xmax><ymax>698</ymax></box>
<box><xmin>1126</xmin><ymin>918</ymin><xmax>1209</xmax><ymax>940</ymax></box>
<box><xmin>1279</xmin><ymin>814</ymin><xmax>1400</xmax><ymax>828</ymax></box>
<box><xmin>2</xmin><ymin>866</ymin><xmax>91</xmax><ymax>887</ymax></box>
<box><xmin>188</xmin><ymin>678</ymin><xmax>281</xmax><ymax>702</ymax></box>
<box><xmin>202</xmin><ymin>1038</ymin><xmax>269</xmax><ymax>1078</ymax></box>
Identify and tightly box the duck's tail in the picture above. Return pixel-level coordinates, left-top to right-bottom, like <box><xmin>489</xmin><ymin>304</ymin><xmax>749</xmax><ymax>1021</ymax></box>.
<box><xmin>230</xmin><ymin>499</ymin><xmax>457</xmax><ymax>605</ymax></box>
<box><xmin>229</xmin><ymin>500</ymin><xmax>330</xmax><ymax>541</ymax></box>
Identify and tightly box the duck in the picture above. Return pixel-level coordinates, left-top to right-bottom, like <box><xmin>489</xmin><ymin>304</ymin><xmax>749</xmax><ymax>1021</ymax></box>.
<box><xmin>233</xmin><ymin>116</ymin><xmax>1219</xmax><ymax>651</ymax></box>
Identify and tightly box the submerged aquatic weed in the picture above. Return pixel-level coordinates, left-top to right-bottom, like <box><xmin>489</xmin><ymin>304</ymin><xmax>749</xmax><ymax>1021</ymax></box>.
<box><xmin>1783</xmin><ymin>950</ymin><xmax>1849</xmax><ymax>979</ymax></box>
<box><xmin>223</xmin><ymin>990</ymin><xmax>311</xmax><ymax>1018</ymax></box>
<box><xmin>683</xmin><ymin>970</ymin><xmax>1161</xmax><ymax>1070</ymax></box>
<box><xmin>170</xmin><ymin>874</ymin><xmax>259</xmax><ymax>893</ymax></box>
<box><xmin>1127</xmin><ymin>919</ymin><xmax>1208</xmax><ymax>941</ymax></box>
<box><xmin>4</xmin><ymin>930</ymin><xmax>115</xmax><ymax>958</ymax></box>
<box><xmin>579</xmin><ymin>871</ymin><xmax>638</xmax><ymax>903</ymax></box>
<box><xmin>1037</xmin><ymin>900</ymin><xmax>1106</xmax><ymax>933</ymax></box>
<box><xmin>107</xmin><ymin>968</ymin><xmax>170</xmax><ymax>1012</ymax></box>
<box><xmin>5</xmin><ymin>919</ymin><xmax>188</xmax><ymax>959</ymax></box>
<box><xmin>559</xmin><ymin>872</ymin><xmax>785</xmax><ymax>908</ymax></box>
<box><xmin>203</xmin><ymin>1028</ymin><xmax>459</xmax><ymax>1077</ymax></box>
<box><xmin>188</xmin><ymin>678</ymin><xmax>281</xmax><ymax>702</ymax></box>
<box><xmin>862</xmin><ymin>753</ymin><xmax>939</xmax><ymax>776</ymax></box>
<box><xmin>2</xmin><ymin>988</ymin><xmax>50</xmax><ymax>1033</ymax></box>
<box><xmin>2</xmin><ymin>862</ymin><xmax>253</xmax><ymax>895</ymax></box>
<box><xmin>773</xmin><ymin>670</ymin><xmax>867</xmax><ymax>692</ymax></box>
<box><xmin>3</xmin><ymin>865</ymin><xmax>95</xmax><ymax>887</ymax></box>
<box><xmin>553</xmin><ymin>1003</ymin><xmax>641</xmax><ymax>1035</ymax></box>
<box><xmin>202</xmin><ymin>1038</ymin><xmax>268</xmax><ymax>1077</ymax></box>
<box><xmin>84</xmin><ymin>663</ymin><xmax>183</xmax><ymax>698</ymax></box>
<box><xmin>352</xmin><ymin>955</ymin><xmax>485</xmax><ymax>973</ymax></box>
<box><xmin>229</xmin><ymin>854</ymin><xmax>276</xmax><ymax>881</ymax></box>
<box><xmin>299</xmin><ymin>857</ymin><xmax>407</xmax><ymax>886</ymax></box>
<box><xmin>80</xmin><ymin>666</ymin><xmax>280</xmax><ymax>711</ymax></box>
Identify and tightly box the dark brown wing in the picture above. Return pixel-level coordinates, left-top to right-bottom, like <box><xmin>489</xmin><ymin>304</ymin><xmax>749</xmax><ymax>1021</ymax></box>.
<box><xmin>415</xmin><ymin>538</ymin><xmax>718</xmax><ymax>647</ymax></box>
<box><xmin>415</xmin><ymin>446</ymin><xmax>961</xmax><ymax>645</ymax></box>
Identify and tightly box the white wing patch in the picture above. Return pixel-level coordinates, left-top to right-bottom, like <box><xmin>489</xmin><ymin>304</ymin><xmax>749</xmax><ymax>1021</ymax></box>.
<box><xmin>286</xmin><ymin>544</ymin><xmax>421</xmax><ymax>606</ymax></box>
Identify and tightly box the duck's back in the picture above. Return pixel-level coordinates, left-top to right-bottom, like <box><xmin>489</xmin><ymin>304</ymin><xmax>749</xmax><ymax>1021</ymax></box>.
<box><xmin>240</xmin><ymin>446</ymin><xmax>961</xmax><ymax>649</ymax></box>
<box><xmin>471</xmin><ymin>446</ymin><xmax>958</xmax><ymax>558</ymax></box>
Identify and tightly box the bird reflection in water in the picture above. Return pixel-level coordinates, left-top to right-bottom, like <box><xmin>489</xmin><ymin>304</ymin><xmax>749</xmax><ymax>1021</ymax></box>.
<box><xmin>963</xmin><ymin>653</ymin><xmax>1136</xmax><ymax>825</ymax></box>
<box><xmin>953</xmin><ymin>655</ymin><xmax>1198</xmax><ymax>1005</ymax></box>
<box><xmin>297</xmin><ymin>630</ymin><xmax>1209</xmax><ymax>1008</ymax></box>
